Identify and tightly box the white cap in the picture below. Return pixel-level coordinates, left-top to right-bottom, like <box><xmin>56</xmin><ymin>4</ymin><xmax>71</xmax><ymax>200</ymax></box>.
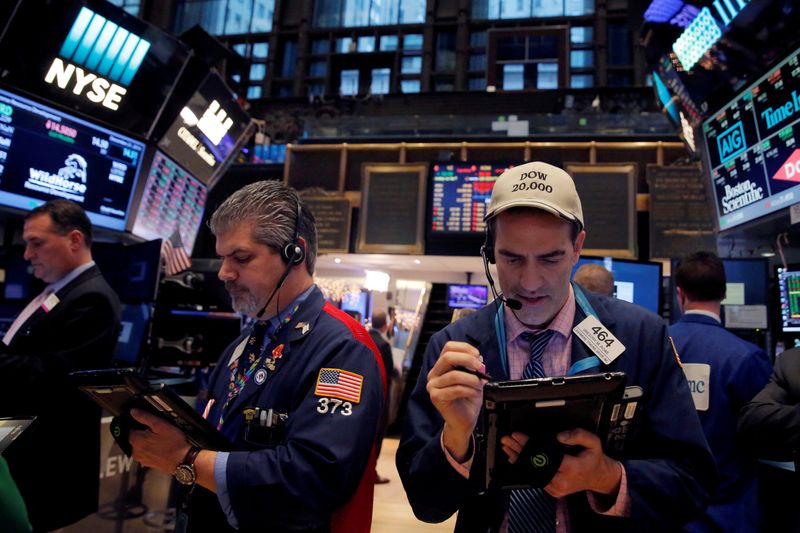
<box><xmin>484</xmin><ymin>161</ymin><xmax>584</xmax><ymax>229</ymax></box>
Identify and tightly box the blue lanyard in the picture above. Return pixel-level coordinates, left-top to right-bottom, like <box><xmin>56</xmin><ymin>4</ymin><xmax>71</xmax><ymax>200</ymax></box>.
<box><xmin>494</xmin><ymin>282</ymin><xmax>603</xmax><ymax>377</ymax></box>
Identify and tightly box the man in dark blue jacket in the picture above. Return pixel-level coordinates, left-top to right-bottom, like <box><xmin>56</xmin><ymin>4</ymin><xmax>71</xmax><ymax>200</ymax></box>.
<box><xmin>129</xmin><ymin>181</ymin><xmax>385</xmax><ymax>533</ymax></box>
<box><xmin>397</xmin><ymin>161</ymin><xmax>715</xmax><ymax>532</ymax></box>
<box><xmin>670</xmin><ymin>251</ymin><xmax>772</xmax><ymax>532</ymax></box>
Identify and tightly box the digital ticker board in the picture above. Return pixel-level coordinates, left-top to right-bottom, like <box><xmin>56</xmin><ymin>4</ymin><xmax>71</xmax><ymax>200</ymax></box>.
<box><xmin>702</xmin><ymin>45</ymin><xmax>800</xmax><ymax>230</ymax></box>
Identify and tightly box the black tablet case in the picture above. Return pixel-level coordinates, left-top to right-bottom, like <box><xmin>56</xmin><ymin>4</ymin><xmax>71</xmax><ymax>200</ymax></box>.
<box><xmin>0</xmin><ymin>417</ymin><xmax>36</xmax><ymax>454</ymax></box>
<box><xmin>479</xmin><ymin>372</ymin><xmax>627</xmax><ymax>490</ymax></box>
<box><xmin>70</xmin><ymin>367</ymin><xmax>231</xmax><ymax>451</ymax></box>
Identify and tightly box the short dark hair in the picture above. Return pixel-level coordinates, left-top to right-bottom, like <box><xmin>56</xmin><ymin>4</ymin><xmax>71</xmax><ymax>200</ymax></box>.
<box><xmin>372</xmin><ymin>311</ymin><xmax>388</xmax><ymax>330</ymax></box>
<box><xmin>675</xmin><ymin>251</ymin><xmax>726</xmax><ymax>302</ymax></box>
<box><xmin>26</xmin><ymin>200</ymin><xmax>92</xmax><ymax>246</ymax></box>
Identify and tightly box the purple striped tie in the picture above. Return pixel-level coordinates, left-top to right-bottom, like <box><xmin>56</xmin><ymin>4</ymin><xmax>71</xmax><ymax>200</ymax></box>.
<box><xmin>508</xmin><ymin>330</ymin><xmax>556</xmax><ymax>533</ymax></box>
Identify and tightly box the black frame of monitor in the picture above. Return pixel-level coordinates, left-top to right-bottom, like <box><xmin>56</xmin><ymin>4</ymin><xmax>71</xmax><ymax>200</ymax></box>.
<box><xmin>425</xmin><ymin>160</ymin><xmax>520</xmax><ymax>256</ymax></box>
<box><xmin>574</xmin><ymin>255</ymin><xmax>663</xmax><ymax>315</ymax></box>
<box><xmin>446</xmin><ymin>283</ymin><xmax>489</xmax><ymax>309</ymax></box>
<box><xmin>0</xmin><ymin>85</ymin><xmax>147</xmax><ymax>232</ymax></box>
<box><xmin>698</xmin><ymin>43</ymin><xmax>800</xmax><ymax>234</ymax></box>
<box><xmin>125</xmin><ymin>147</ymin><xmax>208</xmax><ymax>256</ymax></box>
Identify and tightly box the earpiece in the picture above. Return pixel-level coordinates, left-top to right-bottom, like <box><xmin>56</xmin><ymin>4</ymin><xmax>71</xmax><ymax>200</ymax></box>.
<box><xmin>280</xmin><ymin>198</ymin><xmax>305</xmax><ymax>265</ymax></box>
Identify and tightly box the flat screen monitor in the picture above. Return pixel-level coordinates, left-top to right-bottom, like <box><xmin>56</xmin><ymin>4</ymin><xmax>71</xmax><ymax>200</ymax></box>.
<box><xmin>112</xmin><ymin>302</ymin><xmax>151</xmax><ymax>366</ymax></box>
<box><xmin>701</xmin><ymin>44</ymin><xmax>800</xmax><ymax>231</ymax></box>
<box><xmin>0</xmin><ymin>0</ymin><xmax>190</xmax><ymax>138</ymax></box>
<box><xmin>572</xmin><ymin>257</ymin><xmax>662</xmax><ymax>314</ymax></box>
<box><xmin>0</xmin><ymin>87</ymin><xmax>145</xmax><ymax>231</ymax></box>
<box><xmin>93</xmin><ymin>239</ymin><xmax>162</xmax><ymax>304</ymax></box>
<box><xmin>428</xmin><ymin>162</ymin><xmax>515</xmax><ymax>235</ymax></box>
<box><xmin>158</xmin><ymin>71</ymin><xmax>251</xmax><ymax>185</ymax></box>
<box><xmin>777</xmin><ymin>265</ymin><xmax>800</xmax><ymax>332</ymax></box>
<box><xmin>671</xmin><ymin>258</ymin><xmax>769</xmax><ymax>324</ymax></box>
<box><xmin>130</xmin><ymin>151</ymin><xmax>207</xmax><ymax>255</ymax></box>
<box><xmin>447</xmin><ymin>284</ymin><xmax>489</xmax><ymax>309</ymax></box>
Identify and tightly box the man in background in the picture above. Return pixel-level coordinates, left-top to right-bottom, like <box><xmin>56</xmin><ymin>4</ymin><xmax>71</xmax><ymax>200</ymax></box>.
<box><xmin>573</xmin><ymin>263</ymin><xmax>614</xmax><ymax>297</ymax></box>
<box><xmin>0</xmin><ymin>199</ymin><xmax>121</xmax><ymax>532</ymax></box>
<box><xmin>370</xmin><ymin>310</ymin><xmax>398</xmax><ymax>483</ymax></box>
<box><xmin>670</xmin><ymin>251</ymin><xmax>772</xmax><ymax>532</ymax></box>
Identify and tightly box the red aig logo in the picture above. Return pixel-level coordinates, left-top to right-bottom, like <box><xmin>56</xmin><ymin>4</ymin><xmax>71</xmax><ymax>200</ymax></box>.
<box><xmin>772</xmin><ymin>149</ymin><xmax>800</xmax><ymax>183</ymax></box>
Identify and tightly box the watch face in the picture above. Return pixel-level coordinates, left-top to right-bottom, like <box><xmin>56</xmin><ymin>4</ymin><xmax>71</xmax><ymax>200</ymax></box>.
<box><xmin>175</xmin><ymin>464</ymin><xmax>196</xmax><ymax>485</ymax></box>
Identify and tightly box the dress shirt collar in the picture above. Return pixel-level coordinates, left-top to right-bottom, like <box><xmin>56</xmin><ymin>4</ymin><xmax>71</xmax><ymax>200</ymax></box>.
<box><xmin>684</xmin><ymin>309</ymin><xmax>721</xmax><ymax>323</ymax></box>
<box><xmin>48</xmin><ymin>260</ymin><xmax>95</xmax><ymax>295</ymax></box>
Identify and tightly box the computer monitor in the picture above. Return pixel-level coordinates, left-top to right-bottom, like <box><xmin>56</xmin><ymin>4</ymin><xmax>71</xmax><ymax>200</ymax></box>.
<box><xmin>112</xmin><ymin>303</ymin><xmax>151</xmax><ymax>366</ymax></box>
<box><xmin>129</xmin><ymin>151</ymin><xmax>207</xmax><ymax>255</ymax></box>
<box><xmin>777</xmin><ymin>265</ymin><xmax>800</xmax><ymax>332</ymax></box>
<box><xmin>671</xmin><ymin>258</ymin><xmax>769</xmax><ymax>327</ymax></box>
<box><xmin>93</xmin><ymin>239</ymin><xmax>162</xmax><ymax>304</ymax></box>
<box><xmin>573</xmin><ymin>256</ymin><xmax>662</xmax><ymax>314</ymax></box>
<box><xmin>447</xmin><ymin>284</ymin><xmax>489</xmax><ymax>309</ymax></box>
<box><xmin>158</xmin><ymin>71</ymin><xmax>251</xmax><ymax>186</ymax></box>
<box><xmin>701</xmin><ymin>44</ymin><xmax>800</xmax><ymax>231</ymax></box>
<box><xmin>0</xmin><ymin>87</ymin><xmax>145</xmax><ymax>231</ymax></box>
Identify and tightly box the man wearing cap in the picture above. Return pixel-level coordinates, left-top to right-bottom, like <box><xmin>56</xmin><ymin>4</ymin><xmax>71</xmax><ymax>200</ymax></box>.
<box><xmin>397</xmin><ymin>162</ymin><xmax>714</xmax><ymax>531</ymax></box>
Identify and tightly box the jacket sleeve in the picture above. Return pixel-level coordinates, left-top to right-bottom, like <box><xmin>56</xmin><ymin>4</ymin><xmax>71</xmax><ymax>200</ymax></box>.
<box><xmin>620</xmin><ymin>323</ymin><xmax>716</xmax><ymax>530</ymax></box>
<box><xmin>395</xmin><ymin>329</ymin><xmax>477</xmax><ymax>523</ymax></box>
<box><xmin>0</xmin><ymin>291</ymin><xmax>120</xmax><ymax>410</ymax></box>
<box><xmin>738</xmin><ymin>350</ymin><xmax>800</xmax><ymax>460</ymax></box>
<box><xmin>223</xmin><ymin>334</ymin><xmax>383</xmax><ymax>530</ymax></box>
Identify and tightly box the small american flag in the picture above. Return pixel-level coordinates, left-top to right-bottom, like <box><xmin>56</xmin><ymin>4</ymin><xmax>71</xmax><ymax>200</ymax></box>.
<box><xmin>314</xmin><ymin>368</ymin><xmax>363</xmax><ymax>403</ymax></box>
<box><xmin>161</xmin><ymin>230</ymin><xmax>192</xmax><ymax>276</ymax></box>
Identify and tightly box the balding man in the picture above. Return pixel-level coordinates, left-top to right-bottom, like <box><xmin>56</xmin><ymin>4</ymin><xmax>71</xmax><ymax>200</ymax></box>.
<box><xmin>573</xmin><ymin>263</ymin><xmax>615</xmax><ymax>297</ymax></box>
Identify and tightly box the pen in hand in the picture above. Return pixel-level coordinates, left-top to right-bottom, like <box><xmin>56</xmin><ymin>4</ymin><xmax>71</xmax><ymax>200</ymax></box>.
<box><xmin>454</xmin><ymin>366</ymin><xmax>492</xmax><ymax>381</ymax></box>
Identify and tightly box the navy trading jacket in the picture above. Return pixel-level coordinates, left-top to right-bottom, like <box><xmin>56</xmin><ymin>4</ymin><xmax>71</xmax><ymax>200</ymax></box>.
<box><xmin>192</xmin><ymin>285</ymin><xmax>385</xmax><ymax>533</ymax></box>
<box><xmin>669</xmin><ymin>313</ymin><xmax>771</xmax><ymax>533</ymax></box>
<box><xmin>397</xmin><ymin>286</ymin><xmax>715</xmax><ymax>532</ymax></box>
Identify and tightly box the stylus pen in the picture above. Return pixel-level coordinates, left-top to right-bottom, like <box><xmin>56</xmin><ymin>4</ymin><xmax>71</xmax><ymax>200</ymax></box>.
<box><xmin>454</xmin><ymin>366</ymin><xmax>493</xmax><ymax>381</ymax></box>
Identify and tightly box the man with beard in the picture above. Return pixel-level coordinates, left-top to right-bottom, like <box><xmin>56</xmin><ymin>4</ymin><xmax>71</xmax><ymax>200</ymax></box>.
<box><xmin>129</xmin><ymin>181</ymin><xmax>385</xmax><ymax>533</ymax></box>
<box><xmin>397</xmin><ymin>162</ymin><xmax>714</xmax><ymax>532</ymax></box>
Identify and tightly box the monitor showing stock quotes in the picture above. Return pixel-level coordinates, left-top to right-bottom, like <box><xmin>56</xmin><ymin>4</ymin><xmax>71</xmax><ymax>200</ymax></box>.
<box><xmin>429</xmin><ymin>162</ymin><xmax>514</xmax><ymax>235</ymax></box>
<box><xmin>573</xmin><ymin>256</ymin><xmax>662</xmax><ymax>314</ymax></box>
<box><xmin>778</xmin><ymin>266</ymin><xmax>800</xmax><ymax>332</ymax></box>
<box><xmin>702</xmin><ymin>45</ymin><xmax>800</xmax><ymax>231</ymax></box>
<box><xmin>130</xmin><ymin>151</ymin><xmax>207</xmax><ymax>255</ymax></box>
<box><xmin>0</xmin><ymin>87</ymin><xmax>144</xmax><ymax>231</ymax></box>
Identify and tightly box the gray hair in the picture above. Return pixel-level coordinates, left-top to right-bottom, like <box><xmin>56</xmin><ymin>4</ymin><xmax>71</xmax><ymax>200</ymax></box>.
<box><xmin>209</xmin><ymin>180</ymin><xmax>318</xmax><ymax>274</ymax></box>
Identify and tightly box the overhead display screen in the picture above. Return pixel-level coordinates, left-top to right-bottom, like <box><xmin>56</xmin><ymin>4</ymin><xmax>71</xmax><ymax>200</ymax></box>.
<box><xmin>429</xmin><ymin>162</ymin><xmax>513</xmax><ymax>234</ymax></box>
<box><xmin>158</xmin><ymin>72</ymin><xmax>250</xmax><ymax>185</ymax></box>
<box><xmin>702</xmin><ymin>45</ymin><xmax>800</xmax><ymax>230</ymax></box>
<box><xmin>0</xmin><ymin>0</ymin><xmax>189</xmax><ymax>138</ymax></box>
<box><xmin>130</xmin><ymin>151</ymin><xmax>207</xmax><ymax>255</ymax></box>
<box><xmin>0</xmin><ymin>87</ymin><xmax>144</xmax><ymax>231</ymax></box>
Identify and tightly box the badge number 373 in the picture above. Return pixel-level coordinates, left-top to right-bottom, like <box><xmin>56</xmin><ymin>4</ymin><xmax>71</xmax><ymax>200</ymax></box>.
<box><xmin>317</xmin><ymin>398</ymin><xmax>353</xmax><ymax>416</ymax></box>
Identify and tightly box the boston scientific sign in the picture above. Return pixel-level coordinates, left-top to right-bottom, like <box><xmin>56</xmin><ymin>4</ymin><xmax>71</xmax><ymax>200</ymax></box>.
<box><xmin>0</xmin><ymin>0</ymin><xmax>189</xmax><ymax>137</ymax></box>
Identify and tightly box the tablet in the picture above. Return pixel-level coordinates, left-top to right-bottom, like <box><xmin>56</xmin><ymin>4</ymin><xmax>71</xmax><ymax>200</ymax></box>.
<box><xmin>480</xmin><ymin>372</ymin><xmax>627</xmax><ymax>490</ymax></box>
<box><xmin>70</xmin><ymin>367</ymin><xmax>231</xmax><ymax>451</ymax></box>
<box><xmin>0</xmin><ymin>417</ymin><xmax>36</xmax><ymax>454</ymax></box>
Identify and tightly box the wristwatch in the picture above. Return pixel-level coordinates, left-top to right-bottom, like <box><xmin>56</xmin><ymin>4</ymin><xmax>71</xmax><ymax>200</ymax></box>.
<box><xmin>175</xmin><ymin>446</ymin><xmax>201</xmax><ymax>486</ymax></box>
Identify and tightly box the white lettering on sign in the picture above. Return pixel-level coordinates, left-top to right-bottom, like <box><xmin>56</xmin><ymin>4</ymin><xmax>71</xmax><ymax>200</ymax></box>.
<box><xmin>44</xmin><ymin>58</ymin><xmax>127</xmax><ymax>111</ymax></box>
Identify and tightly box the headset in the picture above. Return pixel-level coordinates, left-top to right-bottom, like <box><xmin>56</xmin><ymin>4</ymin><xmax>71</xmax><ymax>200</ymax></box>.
<box><xmin>480</xmin><ymin>225</ymin><xmax>522</xmax><ymax>311</ymax></box>
<box><xmin>256</xmin><ymin>196</ymin><xmax>305</xmax><ymax>320</ymax></box>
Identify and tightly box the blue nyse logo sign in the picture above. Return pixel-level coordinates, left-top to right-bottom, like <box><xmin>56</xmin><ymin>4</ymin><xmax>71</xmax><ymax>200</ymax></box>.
<box><xmin>717</xmin><ymin>121</ymin><xmax>746</xmax><ymax>163</ymax></box>
<box><xmin>43</xmin><ymin>7</ymin><xmax>151</xmax><ymax>110</ymax></box>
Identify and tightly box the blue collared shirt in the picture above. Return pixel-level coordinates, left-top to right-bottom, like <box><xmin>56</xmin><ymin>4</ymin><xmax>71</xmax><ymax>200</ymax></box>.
<box><xmin>214</xmin><ymin>283</ymin><xmax>317</xmax><ymax>529</ymax></box>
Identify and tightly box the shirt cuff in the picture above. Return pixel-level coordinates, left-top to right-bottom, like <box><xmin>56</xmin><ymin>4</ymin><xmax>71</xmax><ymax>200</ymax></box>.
<box><xmin>587</xmin><ymin>461</ymin><xmax>631</xmax><ymax>517</ymax></box>
<box><xmin>440</xmin><ymin>432</ymin><xmax>475</xmax><ymax>479</ymax></box>
<box><xmin>214</xmin><ymin>451</ymin><xmax>240</xmax><ymax>529</ymax></box>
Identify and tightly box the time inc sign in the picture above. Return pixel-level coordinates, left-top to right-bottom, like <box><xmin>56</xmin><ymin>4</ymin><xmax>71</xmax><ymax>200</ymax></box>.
<box><xmin>672</xmin><ymin>0</ymin><xmax>750</xmax><ymax>71</ymax></box>
<box><xmin>44</xmin><ymin>7</ymin><xmax>150</xmax><ymax>110</ymax></box>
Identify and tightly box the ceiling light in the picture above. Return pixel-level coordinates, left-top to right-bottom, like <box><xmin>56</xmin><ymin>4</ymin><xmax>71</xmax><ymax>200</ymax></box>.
<box><xmin>334</xmin><ymin>257</ymin><xmax>342</xmax><ymax>263</ymax></box>
<box><xmin>414</xmin><ymin>259</ymin><xmax>421</xmax><ymax>264</ymax></box>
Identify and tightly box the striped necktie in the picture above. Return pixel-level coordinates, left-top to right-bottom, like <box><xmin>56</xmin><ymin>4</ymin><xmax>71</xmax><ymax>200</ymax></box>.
<box><xmin>508</xmin><ymin>329</ymin><xmax>556</xmax><ymax>533</ymax></box>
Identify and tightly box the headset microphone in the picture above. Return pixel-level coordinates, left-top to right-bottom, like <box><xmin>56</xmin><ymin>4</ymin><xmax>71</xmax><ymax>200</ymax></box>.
<box><xmin>255</xmin><ymin>262</ymin><xmax>293</xmax><ymax>320</ymax></box>
<box><xmin>480</xmin><ymin>243</ymin><xmax>523</xmax><ymax>311</ymax></box>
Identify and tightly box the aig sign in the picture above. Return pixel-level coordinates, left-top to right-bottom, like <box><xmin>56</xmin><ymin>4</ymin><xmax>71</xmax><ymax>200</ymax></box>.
<box><xmin>44</xmin><ymin>7</ymin><xmax>150</xmax><ymax>111</ymax></box>
<box><xmin>716</xmin><ymin>121</ymin><xmax>746</xmax><ymax>164</ymax></box>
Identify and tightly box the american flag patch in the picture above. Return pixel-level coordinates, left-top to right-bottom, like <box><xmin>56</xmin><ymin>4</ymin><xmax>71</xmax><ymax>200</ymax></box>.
<box><xmin>314</xmin><ymin>368</ymin><xmax>363</xmax><ymax>403</ymax></box>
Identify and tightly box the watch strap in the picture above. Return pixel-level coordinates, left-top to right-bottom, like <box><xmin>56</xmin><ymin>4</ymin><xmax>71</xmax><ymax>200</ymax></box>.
<box><xmin>181</xmin><ymin>446</ymin><xmax>201</xmax><ymax>470</ymax></box>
